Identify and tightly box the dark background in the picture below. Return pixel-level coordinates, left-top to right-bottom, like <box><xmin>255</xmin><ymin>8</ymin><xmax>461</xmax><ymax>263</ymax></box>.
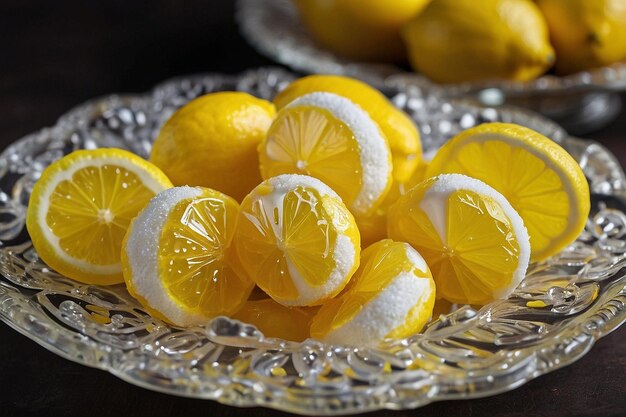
<box><xmin>1</xmin><ymin>1</ymin><xmax>625</xmax><ymax>416</ymax></box>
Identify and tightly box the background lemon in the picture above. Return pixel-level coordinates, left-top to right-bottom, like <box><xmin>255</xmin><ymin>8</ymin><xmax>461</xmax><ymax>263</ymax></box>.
<box><xmin>150</xmin><ymin>92</ymin><xmax>276</xmax><ymax>202</ymax></box>
<box><xmin>402</xmin><ymin>0</ymin><xmax>555</xmax><ymax>83</ymax></box>
<box><xmin>293</xmin><ymin>0</ymin><xmax>430</xmax><ymax>62</ymax></box>
<box><xmin>538</xmin><ymin>0</ymin><xmax>626</xmax><ymax>74</ymax></box>
<box><xmin>355</xmin><ymin>160</ymin><xmax>429</xmax><ymax>247</ymax></box>
<box><xmin>233</xmin><ymin>299</ymin><xmax>318</xmax><ymax>342</ymax></box>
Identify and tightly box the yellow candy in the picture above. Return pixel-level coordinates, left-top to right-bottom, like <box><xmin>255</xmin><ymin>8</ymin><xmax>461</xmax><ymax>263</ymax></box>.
<box><xmin>234</xmin><ymin>174</ymin><xmax>360</xmax><ymax>306</ymax></box>
<box><xmin>311</xmin><ymin>239</ymin><xmax>436</xmax><ymax>346</ymax></box>
<box><xmin>122</xmin><ymin>186</ymin><xmax>253</xmax><ymax>326</ymax></box>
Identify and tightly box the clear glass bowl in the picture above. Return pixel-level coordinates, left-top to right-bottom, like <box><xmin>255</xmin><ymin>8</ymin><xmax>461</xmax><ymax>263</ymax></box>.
<box><xmin>1</xmin><ymin>68</ymin><xmax>626</xmax><ymax>415</ymax></box>
<box><xmin>236</xmin><ymin>0</ymin><xmax>626</xmax><ymax>135</ymax></box>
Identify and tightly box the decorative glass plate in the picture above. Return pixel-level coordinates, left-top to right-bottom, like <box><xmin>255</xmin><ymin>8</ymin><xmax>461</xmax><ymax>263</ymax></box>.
<box><xmin>1</xmin><ymin>67</ymin><xmax>626</xmax><ymax>416</ymax></box>
<box><xmin>236</xmin><ymin>0</ymin><xmax>626</xmax><ymax>134</ymax></box>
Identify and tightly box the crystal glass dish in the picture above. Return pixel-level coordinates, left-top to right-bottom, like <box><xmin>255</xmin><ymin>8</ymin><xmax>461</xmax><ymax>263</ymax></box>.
<box><xmin>236</xmin><ymin>0</ymin><xmax>626</xmax><ymax>134</ymax></box>
<box><xmin>1</xmin><ymin>67</ymin><xmax>626</xmax><ymax>415</ymax></box>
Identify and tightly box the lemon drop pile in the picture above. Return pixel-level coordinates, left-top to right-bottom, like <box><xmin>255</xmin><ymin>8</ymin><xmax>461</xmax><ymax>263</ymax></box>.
<box><xmin>26</xmin><ymin>76</ymin><xmax>590</xmax><ymax>346</ymax></box>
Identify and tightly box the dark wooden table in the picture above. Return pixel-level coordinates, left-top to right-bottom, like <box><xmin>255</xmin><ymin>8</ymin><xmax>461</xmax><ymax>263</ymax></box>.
<box><xmin>1</xmin><ymin>1</ymin><xmax>625</xmax><ymax>416</ymax></box>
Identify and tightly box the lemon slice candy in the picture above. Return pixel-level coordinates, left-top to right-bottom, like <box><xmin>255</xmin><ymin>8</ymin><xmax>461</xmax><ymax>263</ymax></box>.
<box><xmin>26</xmin><ymin>148</ymin><xmax>172</xmax><ymax>285</ymax></box>
<box><xmin>234</xmin><ymin>174</ymin><xmax>361</xmax><ymax>306</ymax></box>
<box><xmin>273</xmin><ymin>74</ymin><xmax>422</xmax><ymax>183</ymax></box>
<box><xmin>122</xmin><ymin>186</ymin><xmax>254</xmax><ymax>326</ymax></box>
<box><xmin>388</xmin><ymin>174</ymin><xmax>531</xmax><ymax>305</ymax></box>
<box><xmin>259</xmin><ymin>92</ymin><xmax>392</xmax><ymax>216</ymax></box>
<box><xmin>310</xmin><ymin>239</ymin><xmax>436</xmax><ymax>347</ymax></box>
<box><xmin>426</xmin><ymin>123</ymin><xmax>590</xmax><ymax>261</ymax></box>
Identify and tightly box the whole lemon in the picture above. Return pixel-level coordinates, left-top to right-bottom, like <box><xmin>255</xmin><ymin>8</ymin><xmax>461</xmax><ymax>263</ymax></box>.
<box><xmin>150</xmin><ymin>92</ymin><xmax>276</xmax><ymax>201</ymax></box>
<box><xmin>537</xmin><ymin>0</ymin><xmax>626</xmax><ymax>75</ymax></box>
<box><xmin>402</xmin><ymin>0</ymin><xmax>555</xmax><ymax>83</ymax></box>
<box><xmin>274</xmin><ymin>74</ymin><xmax>422</xmax><ymax>183</ymax></box>
<box><xmin>294</xmin><ymin>0</ymin><xmax>430</xmax><ymax>62</ymax></box>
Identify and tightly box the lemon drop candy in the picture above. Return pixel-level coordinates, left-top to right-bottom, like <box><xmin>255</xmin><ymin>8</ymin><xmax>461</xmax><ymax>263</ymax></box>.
<box><xmin>388</xmin><ymin>174</ymin><xmax>531</xmax><ymax>306</ymax></box>
<box><xmin>121</xmin><ymin>186</ymin><xmax>253</xmax><ymax>326</ymax></box>
<box><xmin>259</xmin><ymin>92</ymin><xmax>392</xmax><ymax>216</ymax></box>
<box><xmin>233</xmin><ymin>298</ymin><xmax>319</xmax><ymax>342</ymax></box>
<box><xmin>233</xmin><ymin>174</ymin><xmax>360</xmax><ymax>306</ymax></box>
<box><xmin>425</xmin><ymin>123</ymin><xmax>590</xmax><ymax>261</ymax></box>
<box><xmin>402</xmin><ymin>0</ymin><xmax>555</xmax><ymax>83</ymax></box>
<box><xmin>150</xmin><ymin>92</ymin><xmax>276</xmax><ymax>202</ymax></box>
<box><xmin>310</xmin><ymin>239</ymin><xmax>436</xmax><ymax>347</ymax></box>
<box><xmin>26</xmin><ymin>148</ymin><xmax>172</xmax><ymax>285</ymax></box>
<box><xmin>273</xmin><ymin>74</ymin><xmax>422</xmax><ymax>184</ymax></box>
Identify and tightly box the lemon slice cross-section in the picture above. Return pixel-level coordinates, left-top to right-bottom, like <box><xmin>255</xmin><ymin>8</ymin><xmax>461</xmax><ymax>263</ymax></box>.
<box><xmin>273</xmin><ymin>74</ymin><xmax>422</xmax><ymax>183</ymax></box>
<box><xmin>26</xmin><ymin>148</ymin><xmax>172</xmax><ymax>284</ymax></box>
<box><xmin>260</xmin><ymin>92</ymin><xmax>392</xmax><ymax>216</ymax></box>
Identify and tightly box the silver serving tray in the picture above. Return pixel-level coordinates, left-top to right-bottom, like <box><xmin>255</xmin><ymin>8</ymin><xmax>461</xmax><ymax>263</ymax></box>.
<box><xmin>0</xmin><ymin>68</ymin><xmax>625</xmax><ymax>415</ymax></box>
<box><xmin>236</xmin><ymin>0</ymin><xmax>626</xmax><ymax>135</ymax></box>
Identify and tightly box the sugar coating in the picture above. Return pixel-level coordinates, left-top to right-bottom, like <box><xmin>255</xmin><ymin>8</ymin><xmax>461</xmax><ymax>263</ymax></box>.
<box><xmin>261</xmin><ymin>174</ymin><xmax>358</xmax><ymax>306</ymax></box>
<box><xmin>423</xmin><ymin>173</ymin><xmax>531</xmax><ymax>299</ymax></box>
<box><xmin>323</xmin><ymin>273</ymin><xmax>432</xmax><ymax>347</ymax></box>
<box><xmin>286</xmin><ymin>92</ymin><xmax>391</xmax><ymax>215</ymax></box>
<box><xmin>125</xmin><ymin>186</ymin><xmax>207</xmax><ymax>326</ymax></box>
<box><xmin>403</xmin><ymin>243</ymin><xmax>429</xmax><ymax>275</ymax></box>
<box><xmin>282</xmin><ymin>234</ymin><xmax>356</xmax><ymax>306</ymax></box>
<box><xmin>268</xmin><ymin>174</ymin><xmax>339</xmax><ymax>199</ymax></box>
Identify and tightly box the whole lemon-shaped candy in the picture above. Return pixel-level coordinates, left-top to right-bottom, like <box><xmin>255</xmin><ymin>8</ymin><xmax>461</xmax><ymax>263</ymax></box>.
<box><xmin>402</xmin><ymin>0</ymin><xmax>555</xmax><ymax>83</ymax></box>
<box><xmin>150</xmin><ymin>92</ymin><xmax>276</xmax><ymax>201</ymax></box>
<box><xmin>537</xmin><ymin>0</ymin><xmax>626</xmax><ymax>75</ymax></box>
<box><xmin>294</xmin><ymin>0</ymin><xmax>430</xmax><ymax>62</ymax></box>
